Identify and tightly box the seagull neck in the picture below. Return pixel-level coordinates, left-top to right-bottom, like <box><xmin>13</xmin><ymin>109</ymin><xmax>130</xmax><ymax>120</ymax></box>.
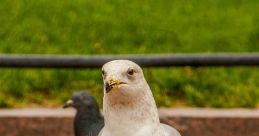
<box><xmin>103</xmin><ymin>89</ymin><xmax>160</xmax><ymax>129</ymax></box>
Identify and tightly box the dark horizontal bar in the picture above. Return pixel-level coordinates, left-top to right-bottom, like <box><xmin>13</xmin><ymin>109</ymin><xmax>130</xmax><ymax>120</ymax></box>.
<box><xmin>0</xmin><ymin>53</ymin><xmax>259</xmax><ymax>69</ymax></box>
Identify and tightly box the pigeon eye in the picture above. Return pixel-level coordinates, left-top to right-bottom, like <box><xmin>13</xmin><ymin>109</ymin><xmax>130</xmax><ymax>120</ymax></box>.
<box><xmin>127</xmin><ymin>68</ymin><xmax>135</xmax><ymax>76</ymax></box>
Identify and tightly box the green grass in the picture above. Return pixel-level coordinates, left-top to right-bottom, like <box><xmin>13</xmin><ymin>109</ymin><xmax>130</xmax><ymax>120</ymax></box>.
<box><xmin>0</xmin><ymin>0</ymin><xmax>258</xmax><ymax>108</ymax></box>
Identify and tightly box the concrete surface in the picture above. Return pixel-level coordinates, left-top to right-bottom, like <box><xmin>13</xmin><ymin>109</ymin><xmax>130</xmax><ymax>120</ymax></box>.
<box><xmin>0</xmin><ymin>108</ymin><xmax>258</xmax><ymax>136</ymax></box>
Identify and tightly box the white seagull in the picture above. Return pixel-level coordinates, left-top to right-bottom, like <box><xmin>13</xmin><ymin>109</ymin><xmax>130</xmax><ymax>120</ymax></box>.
<box><xmin>98</xmin><ymin>60</ymin><xmax>181</xmax><ymax>136</ymax></box>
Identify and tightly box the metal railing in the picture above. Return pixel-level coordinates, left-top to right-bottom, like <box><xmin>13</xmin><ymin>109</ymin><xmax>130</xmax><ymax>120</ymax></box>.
<box><xmin>0</xmin><ymin>53</ymin><xmax>259</xmax><ymax>69</ymax></box>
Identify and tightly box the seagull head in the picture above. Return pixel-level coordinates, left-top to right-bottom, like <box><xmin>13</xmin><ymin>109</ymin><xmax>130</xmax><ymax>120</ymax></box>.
<box><xmin>102</xmin><ymin>60</ymin><xmax>147</xmax><ymax>95</ymax></box>
<box><xmin>101</xmin><ymin>60</ymin><xmax>160</xmax><ymax>130</ymax></box>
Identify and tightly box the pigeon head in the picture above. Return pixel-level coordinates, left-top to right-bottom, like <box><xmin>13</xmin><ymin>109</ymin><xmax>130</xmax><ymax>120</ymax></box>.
<box><xmin>63</xmin><ymin>92</ymin><xmax>104</xmax><ymax>136</ymax></box>
<box><xmin>63</xmin><ymin>92</ymin><xmax>98</xmax><ymax>110</ymax></box>
<box><xmin>102</xmin><ymin>60</ymin><xmax>150</xmax><ymax>100</ymax></box>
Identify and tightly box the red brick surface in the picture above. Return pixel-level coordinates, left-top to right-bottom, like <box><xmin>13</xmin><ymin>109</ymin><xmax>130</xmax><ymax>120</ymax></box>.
<box><xmin>0</xmin><ymin>109</ymin><xmax>74</xmax><ymax>136</ymax></box>
<box><xmin>0</xmin><ymin>117</ymin><xmax>73</xmax><ymax>136</ymax></box>
<box><xmin>0</xmin><ymin>108</ymin><xmax>258</xmax><ymax>136</ymax></box>
<box><xmin>159</xmin><ymin>108</ymin><xmax>259</xmax><ymax>136</ymax></box>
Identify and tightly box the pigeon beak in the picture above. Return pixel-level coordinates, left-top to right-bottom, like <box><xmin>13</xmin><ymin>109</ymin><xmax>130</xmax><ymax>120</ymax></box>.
<box><xmin>63</xmin><ymin>100</ymin><xmax>74</xmax><ymax>108</ymax></box>
<box><xmin>105</xmin><ymin>78</ymin><xmax>126</xmax><ymax>93</ymax></box>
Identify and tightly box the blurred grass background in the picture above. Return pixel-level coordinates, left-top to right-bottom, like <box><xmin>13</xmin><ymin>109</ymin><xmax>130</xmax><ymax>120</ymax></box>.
<box><xmin>0</xmin><ymin>0</ymin><xmax>258</xmax><ymax>108</ymax></box>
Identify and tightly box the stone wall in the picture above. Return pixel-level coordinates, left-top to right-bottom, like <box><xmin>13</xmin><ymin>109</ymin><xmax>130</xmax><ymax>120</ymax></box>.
<box><xmin>0</xmin><ymin>108</ymin><xmax>258</xmax><ymax>136</ymax></box>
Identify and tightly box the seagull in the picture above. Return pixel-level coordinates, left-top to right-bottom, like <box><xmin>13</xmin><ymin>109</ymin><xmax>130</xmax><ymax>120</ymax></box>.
<box><xmin>63</xmin><ymin>92</ymin><xmax>104</xmax><ymax>136</ymax></box>
<box><xmin>98</xmin><ymin>60</ymin><xmax>181</xmax><ymax>136</ymax></box>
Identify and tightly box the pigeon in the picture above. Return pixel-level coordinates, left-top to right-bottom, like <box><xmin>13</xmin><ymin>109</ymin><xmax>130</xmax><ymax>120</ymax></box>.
<box><xmin>63</xmin><ymin>92</ymin><xmax>104</xmax><ymax>136</ymax></box>
<box><xmin>98</xmin><ymin>60</ymin><xmax>181</xmax><ymax>136</ymax></box>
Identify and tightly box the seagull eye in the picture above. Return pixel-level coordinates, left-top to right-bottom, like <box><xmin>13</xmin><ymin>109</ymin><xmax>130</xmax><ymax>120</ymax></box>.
<box><xmin>102</xmin><ymin>70</ymin><xmax>106</xmax><ymax>78</ymax></box>
<box><xmin>127</xmin><ymin>68</ymin><xmax>135</xmax><ymax>76</ymax></box>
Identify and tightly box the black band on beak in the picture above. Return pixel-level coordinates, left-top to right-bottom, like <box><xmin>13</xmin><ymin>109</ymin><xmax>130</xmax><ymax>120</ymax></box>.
<box><xmin>105</xmin><ymin>82</ymin><xmax>113</xmax><ymax>93</ymax></box>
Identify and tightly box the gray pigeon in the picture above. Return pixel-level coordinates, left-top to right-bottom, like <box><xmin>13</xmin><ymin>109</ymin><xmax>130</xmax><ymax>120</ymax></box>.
<box><xmin>63</xmin><ymin>92</ymin><xmax>104</xmax><ymax>136</ymax></box>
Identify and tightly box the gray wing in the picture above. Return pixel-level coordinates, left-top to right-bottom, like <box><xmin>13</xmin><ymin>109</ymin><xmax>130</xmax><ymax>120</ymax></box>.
<box><xmin>161</xmin><ymin>123</ymin><xmax>181</xmax><ymax>136</ymax></box>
